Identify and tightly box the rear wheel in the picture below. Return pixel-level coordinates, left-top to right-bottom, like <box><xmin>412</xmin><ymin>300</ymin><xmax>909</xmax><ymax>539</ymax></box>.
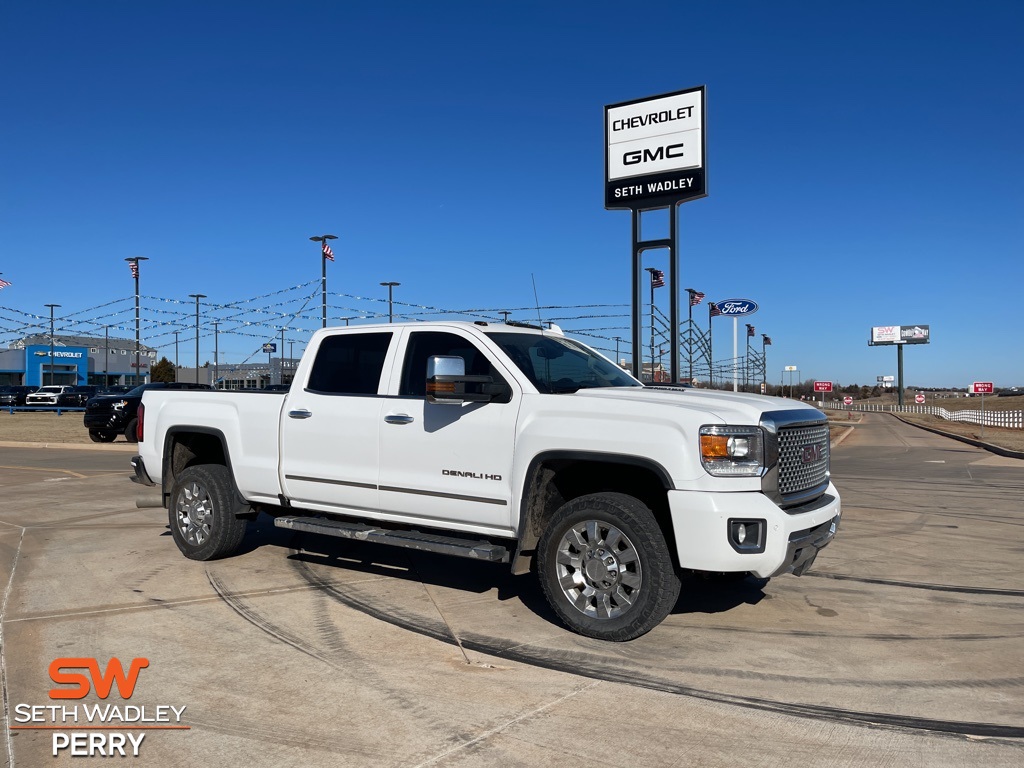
<box><xmin>537</xmin><ymin>492</ymin><xmax>681</xmax><ymax>641</ymax></box>
<box><xmin>89</xmin><ymin>430</ymin><xmax>117</xmax><ymax>443</ymax></box>
<box><xmin>168</xmin><ymin>464</ymin><xmax>247</xmax><ymax>560</ymax></box>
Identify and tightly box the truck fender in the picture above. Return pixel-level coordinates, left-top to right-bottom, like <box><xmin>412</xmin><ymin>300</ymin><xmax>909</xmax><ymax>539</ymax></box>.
<box><xmin>161</xmin><ymin>426</ymin><xmax>252</xmax><ymax>517</ymax></box>
<box><xmin>510</xmin><ymin>450</ymin><xmax>674</xmax><ymax>575</ymax></box>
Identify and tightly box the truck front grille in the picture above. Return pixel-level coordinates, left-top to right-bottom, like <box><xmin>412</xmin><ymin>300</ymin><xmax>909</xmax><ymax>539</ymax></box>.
<box><xmin>777</xmin><ymin>423</ymin><xmax>830</xmax><ymax>500</ymax></box>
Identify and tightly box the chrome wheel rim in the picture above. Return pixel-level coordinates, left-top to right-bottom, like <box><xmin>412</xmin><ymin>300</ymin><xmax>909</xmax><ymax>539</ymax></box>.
<box><xmin>176</xmin><ymin>481</ymin><xmax>213</xmax><ymax>546</ymax></box>
<box><xmin>554</xmin><ymin>520</ymin><xmax>642</xmax><ymax>619</ymax></box>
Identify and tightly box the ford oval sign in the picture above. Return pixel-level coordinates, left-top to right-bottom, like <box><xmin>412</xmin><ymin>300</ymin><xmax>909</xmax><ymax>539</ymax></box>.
<box><xmin>714</xmin><ymin>299</ymin><xmax>758</xmax><ymax>316</ymax></box>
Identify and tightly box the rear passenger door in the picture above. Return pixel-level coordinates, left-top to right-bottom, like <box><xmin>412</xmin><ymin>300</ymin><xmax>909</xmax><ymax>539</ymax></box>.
<box><xmin>279</xmin><ymin>331</ymin><xmax>394</xmax><ymax>516</ymax></box>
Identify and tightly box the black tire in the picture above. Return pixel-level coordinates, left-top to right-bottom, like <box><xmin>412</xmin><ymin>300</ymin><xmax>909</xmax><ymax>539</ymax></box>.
<box><xmin>89</xmin><ymin>430</ymin><xmax>117</xmax><ymax>443</ymax></box>
<box><xmin>537</xmin><ymin>492</ymin><xmax>681</xmax><ymax>641</ymax></box>
<box><xmin>124</xmin><ymin>418</ymin><xmax>139</xmax><ymax>443</ymax></box>
<box><xmin>168</xmin><ymin>464</ymin><xmax>247</xmax><ymax>561</ymax></box>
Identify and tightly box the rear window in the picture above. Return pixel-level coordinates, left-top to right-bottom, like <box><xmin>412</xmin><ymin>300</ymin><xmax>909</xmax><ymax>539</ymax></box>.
<box><xmin>307</xmin><ymin>333</ymin><xmax>392</xmax><ymax>395</ymax></box>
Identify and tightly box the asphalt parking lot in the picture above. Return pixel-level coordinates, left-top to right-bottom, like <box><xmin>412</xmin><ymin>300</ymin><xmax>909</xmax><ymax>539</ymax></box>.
<box><xmin>1</xmin><ymin>413</ymin><xmax>1022</xmax><ymax>766</ymax></box>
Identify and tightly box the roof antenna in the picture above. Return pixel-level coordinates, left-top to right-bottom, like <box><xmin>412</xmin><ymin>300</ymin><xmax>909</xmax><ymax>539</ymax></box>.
<box><xmin>531</xmin><ymin>273</ymin><xmax>545</xmax><ymax>330</ymax></box>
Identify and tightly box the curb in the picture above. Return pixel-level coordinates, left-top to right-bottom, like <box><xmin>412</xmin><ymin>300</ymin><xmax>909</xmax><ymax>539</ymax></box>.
<box><xmin>0</xmin><ymin>440</ymin><xmax>137</xmax><ymax>452</ymax></box>
<box><xmin>830</xmin><ymin>425</ymin><xmax>855</xmax><ymax>447</ymax></box>
<box><xmin>888</xmin><ymin>413</ymin><xmax>1024</xmax><ymax>460</ymax></box>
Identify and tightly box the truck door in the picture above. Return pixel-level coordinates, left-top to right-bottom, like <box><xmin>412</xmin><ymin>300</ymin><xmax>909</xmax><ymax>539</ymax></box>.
<box><xmin>279</xmin><ymin>331</ymin><xmax>393</xmax><ymax>515</ymax></box>
<box><xmin>377</xmin><ymin>330</ymin><xmax>519</xmax><ymax>533</ymax></box>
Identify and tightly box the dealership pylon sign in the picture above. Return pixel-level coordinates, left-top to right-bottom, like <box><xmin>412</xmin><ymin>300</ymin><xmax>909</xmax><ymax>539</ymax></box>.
<box><xmin>605</xmin><ymin>86</ymin><xmax>706</xmax><ymax>210</ymax></box>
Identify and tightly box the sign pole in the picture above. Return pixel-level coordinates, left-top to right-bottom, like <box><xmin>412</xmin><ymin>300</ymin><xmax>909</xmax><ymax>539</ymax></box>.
<box><xmin>897</xmin><ymin>345</ymin><xmax>905</xmax><ymax>407</ymax></box>
<box><xmin>732</xmin><ymin>316</ymin><xmax>738</xmax><ymax>392</ymax></box>
<box><xmin>981</xmin><ymin>392</ymin><xmax>985</xmax><ymax>441</ymax></box>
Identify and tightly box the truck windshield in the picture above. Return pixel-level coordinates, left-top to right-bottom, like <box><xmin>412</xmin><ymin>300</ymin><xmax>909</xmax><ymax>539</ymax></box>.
<box><xmin>485</xmin><ymin>332</ymin><xmax>641</xmax><ymax>393</ymax></box>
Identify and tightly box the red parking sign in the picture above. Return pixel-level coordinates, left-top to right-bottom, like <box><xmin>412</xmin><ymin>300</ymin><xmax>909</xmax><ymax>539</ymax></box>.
<box><xmin>915</xmin><ymin>394</ymin><xmax>925</xmax><ymax>404</ymax></box>
<box><xmin>843</xmin><ymin>396</ymin><xmax>853</xmax><ymax>406</ymax></box>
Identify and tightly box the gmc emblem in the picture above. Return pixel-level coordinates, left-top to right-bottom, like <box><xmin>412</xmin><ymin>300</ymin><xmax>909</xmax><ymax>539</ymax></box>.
<box><xmin>801</xmin><ymin>444</ymin><xmax>824</xmax><ymax>464</ymax></box>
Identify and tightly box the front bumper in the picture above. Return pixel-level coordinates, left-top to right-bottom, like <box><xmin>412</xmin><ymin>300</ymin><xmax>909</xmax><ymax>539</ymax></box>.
<box><xmin>84</xmin><ymin>413</ymin><xmax>125</xmax><ymax>430</ymax></box>
<box><xmin>668</xmin><ymin>482</ymin><xmax>841</xmax><ymax>579</ymax></box>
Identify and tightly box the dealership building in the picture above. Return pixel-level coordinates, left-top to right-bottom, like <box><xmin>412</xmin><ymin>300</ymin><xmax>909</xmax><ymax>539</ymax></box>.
<box><xmin>0</xmin><ymin>334</ymin><xmax>157</xmax><ymax>387</ymax></box>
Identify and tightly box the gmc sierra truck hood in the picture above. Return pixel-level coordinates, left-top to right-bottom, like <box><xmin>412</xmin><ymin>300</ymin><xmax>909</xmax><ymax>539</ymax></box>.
<box><xmin>569</xmin><ymin>386</ymin><xmax>823</xmax><ymax>426</ymax></box>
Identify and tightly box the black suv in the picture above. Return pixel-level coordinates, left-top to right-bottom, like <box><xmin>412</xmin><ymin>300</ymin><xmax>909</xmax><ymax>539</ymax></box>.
<box><xmin>0</xmin><ymin>385</ymin><xmax>39</xmax><ymax>407</ymax></box>
<box><xmin>83</xmin><ymin>382</ymin><xmax>213</xmax><ymax>443</ymax></box>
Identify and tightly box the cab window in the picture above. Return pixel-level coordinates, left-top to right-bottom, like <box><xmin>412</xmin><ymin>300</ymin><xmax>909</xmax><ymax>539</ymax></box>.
<box><xmin>399</xmin><ymin>331</ymin><xmax>510</xmax><ymax>402</ymax></box>
<box><xmin>307</xmin><ymin>333</ymin><xmax>392</xmax><ymax>395</ymax></box>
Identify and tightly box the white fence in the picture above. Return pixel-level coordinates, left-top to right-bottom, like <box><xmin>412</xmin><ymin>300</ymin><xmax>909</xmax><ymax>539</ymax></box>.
<box><xmin>823</xmin><ymin>402</ymin><xmax>1024</xmax><ymax>429</ymax></box>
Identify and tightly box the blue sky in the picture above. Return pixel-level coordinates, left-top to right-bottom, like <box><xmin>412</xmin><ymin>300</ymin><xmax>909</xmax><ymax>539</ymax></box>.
<box><xmin>1</xmin><ymin>0</ymin><xmax>1021</xmax><ymax>387</ymax></box>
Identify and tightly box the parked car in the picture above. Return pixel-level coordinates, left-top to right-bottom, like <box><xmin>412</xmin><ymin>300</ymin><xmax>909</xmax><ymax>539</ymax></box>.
<box><xmin>65</xmin><ymin>385</ymin><xmax>99</xmax><ymax>406</ymax></box>
<box><xmin>0</xmin><ymin>385</ymin><xmax>39</xmax><ymax>407</ymax></box>
<box><xmin>84</xmin><ymin>382</ymin><xmax>213</xmax><ymax>443</ymax></box>
<box><xmin>25</xmin><ymin>385</ymin><xmax>77</xmax><ymax>407</ymax></box>
<box><xmin>97</xmin><ymin>385</ymin><xmax>134</xmax><ymax>397</ymax></box>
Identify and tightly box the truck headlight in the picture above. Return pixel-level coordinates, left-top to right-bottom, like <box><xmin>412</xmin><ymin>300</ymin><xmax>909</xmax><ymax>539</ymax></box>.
<box><xmin>699</xmin><ymin>426</ymin><xmax>765</xmax><ymax>477</ymax></box>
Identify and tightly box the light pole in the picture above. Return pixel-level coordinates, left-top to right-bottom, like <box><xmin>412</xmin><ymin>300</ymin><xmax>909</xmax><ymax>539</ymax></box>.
<box><xmin>279</xmin><ymin>327</ymin><xmax>285</xmax><ymax>385</ymax></box>
<box><xmin>104</xmin><ymin>325</ymin><xmax>110</xmax><ymax>385</ymax></box>
<box><xmin>188</xmin><ymin>294</ymin><xmax>206</xmax><ymax>385</ymax></box>
<box><xmin>173</xmin><ymin>331</ymin><xmax>180</xmax><ymax>379</ymax></box>
<box><xmin>380</xmin><ymin>281</ymin><xmax>400</xmax><ymax>323</ymax></box>
<box><xmin>644</xmin><ymin>268</ymin><xmax>662</xmax><ymax>382</ymax></box>
<box><xmin>500</xmin><ymin>311</ymin><xmax>511</xmax><ymax>323</ymax></box>
<box><xmin>613</xmin><ymin>336</ymin><xmax>622</xmax><ymax>367</ymax></box>
<box><xmin>44</xmin><ymin>304</ymin><xmax>60</xmax><ymax>385</ymax></box>
<box><xmin>125</xmin><ymin>257</ymin><xmax>148</xmax><ymax>384</ymax></box>
<box><xmin>310</xmin><ymin>234</ymin><xmax>338</xmax><ymax>328</ymax></box>
<box><xmin>213</xmin><ymin>322</ymin><xmax>219</xmax><ymax>389</ymax></box>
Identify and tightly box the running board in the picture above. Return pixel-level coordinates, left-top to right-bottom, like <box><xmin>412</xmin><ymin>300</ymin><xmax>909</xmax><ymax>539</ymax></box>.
<box><xmin>273</xmin><ymin>516</ymin><xmax>510</xmax><ymax>562</ymax></box>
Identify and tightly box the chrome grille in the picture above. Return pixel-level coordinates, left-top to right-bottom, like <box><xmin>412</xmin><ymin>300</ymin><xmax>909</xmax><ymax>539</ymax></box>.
<box><xmin>777</xmin><ymin>423</ymin><xmax>829</xmax><ymax>498</ymax></box>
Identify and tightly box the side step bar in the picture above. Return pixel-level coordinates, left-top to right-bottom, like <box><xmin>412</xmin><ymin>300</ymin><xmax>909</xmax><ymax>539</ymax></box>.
<box><xmin>273</xmin><ymin>516</ymin><xmax>510</xmax><ymax>562</ymax></box>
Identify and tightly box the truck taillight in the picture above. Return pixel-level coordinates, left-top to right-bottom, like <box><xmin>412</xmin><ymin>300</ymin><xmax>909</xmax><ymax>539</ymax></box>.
<box><xmin>137</xmin><ymin>403</ymin><xmax>145</xmax><ymax>442</ymax></box>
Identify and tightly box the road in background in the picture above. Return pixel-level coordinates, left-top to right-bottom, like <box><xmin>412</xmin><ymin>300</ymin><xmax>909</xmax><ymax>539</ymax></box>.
<box><xmin>1</xmin><ymin>414</ymin><xmax>1022</xmax><ymax>766</ymax></box>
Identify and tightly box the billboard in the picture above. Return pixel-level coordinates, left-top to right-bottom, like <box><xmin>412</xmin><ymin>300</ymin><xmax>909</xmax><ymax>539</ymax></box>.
<box><xmin>869</xmin><ymin>325</ymin><xmax>930</xmax><ymax>346</ymax></box>
<box><xmin>605</xmin><ymin>86</ymin><xmax>706</xmax><ymax>210</ymax></box>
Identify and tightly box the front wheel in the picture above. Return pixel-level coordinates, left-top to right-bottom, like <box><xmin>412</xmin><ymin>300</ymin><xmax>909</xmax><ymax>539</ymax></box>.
<box><xmin>124</xmin><ymin>418</ymin><xmax>139</xmax><ymax>443</ymax></box>
<box><xmin>89</xmin><ymin>430</ymin><xmax>117</xmax><ymax>442</ymax></box>
<box><xmin>168</xmin><ymin>464</ymin><xmax>247</xmax><ymax>561</ymax></box>
<box><xmin>537</xmin><ymin>492</ymin><xmax>681</xmax><ymax>641</ymax></box>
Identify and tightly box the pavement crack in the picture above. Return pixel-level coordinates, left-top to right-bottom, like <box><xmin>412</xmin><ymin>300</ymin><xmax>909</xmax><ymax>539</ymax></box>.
<box><xmin>1</xmin><ymin>526</ymin><xmax>26</xmax><ymax>768</ymax></box>
<box><xmin>412</xmin><ymin>680</ymin><xmax>602</xmax><ymax>767</ymax></box>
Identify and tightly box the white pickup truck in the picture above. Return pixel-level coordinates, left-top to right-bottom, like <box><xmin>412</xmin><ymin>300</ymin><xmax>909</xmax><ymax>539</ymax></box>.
<box><xmin>132</xmin><ymin>321</ymin><xmax>840</xmax><ymax>640</ymax></box>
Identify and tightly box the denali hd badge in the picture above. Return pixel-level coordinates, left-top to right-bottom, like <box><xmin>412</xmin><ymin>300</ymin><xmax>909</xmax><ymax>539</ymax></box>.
<box><xmin>442</xmin><ymin>470</ymin><xmax>502</xmax><ymax>481</ymax></box>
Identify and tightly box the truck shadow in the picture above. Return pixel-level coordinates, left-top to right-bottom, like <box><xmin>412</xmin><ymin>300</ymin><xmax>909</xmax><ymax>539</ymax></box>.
<box><xmin>235</xmin><ymin>514</ymin><xmax>768</xmax><ymax>630</ymax></box>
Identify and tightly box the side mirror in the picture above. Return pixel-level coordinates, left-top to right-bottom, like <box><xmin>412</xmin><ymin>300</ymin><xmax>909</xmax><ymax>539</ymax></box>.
<box><xmin>426</xmin><ymin>355</ymin><xmax>496</xmax><ymax>404</ymax></box>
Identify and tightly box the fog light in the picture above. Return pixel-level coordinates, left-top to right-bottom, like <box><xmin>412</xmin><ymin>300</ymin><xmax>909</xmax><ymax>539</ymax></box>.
<box><xmin>728</xmin><ymin>519</ymin><xmax>766</xmax><ymax>553</ymax></box>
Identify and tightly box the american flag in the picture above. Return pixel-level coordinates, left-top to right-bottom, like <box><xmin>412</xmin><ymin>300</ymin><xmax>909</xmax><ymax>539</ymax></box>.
<box><xmin>689</xmin><ymin>290</ymin><xmax>705</xmax><ymax>307</ymax></box>
<box><xmin>709</xmin><ymin>302</ymin><xmax>722</xmax><ymax>317</ymax></box>
<box><xmin>763</xmin><ymin>336</ymin><xmax>772</xmax><ymax>345</ymax></box>
<box><xmin>322</xmin><ymin>241</ymin><xmax>335</xmax><ymax>262</ymax></box>
<box><xmin>746</xmin><ymin>324</ymin><xmax>756</xmax><ymax>337</ymax></box>
<box><xmin>650</xmin><ymin>269</ymin><xmax>665</xmax><ymax>288</ymax></box>
<box><xmin>0</xmin><ymin>277</ymin><xmax>11</xmax><ymax>289</ymax></box>
<box><xmin>129</xmin><ymin>260</ymin><xmax>139</xmax><ymax>279</ymax></box>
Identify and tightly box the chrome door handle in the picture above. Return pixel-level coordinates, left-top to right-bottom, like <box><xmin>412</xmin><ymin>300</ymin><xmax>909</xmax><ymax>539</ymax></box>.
<box><xmin>288</xmin><ymin>409</ymin><xmax>313</xmax><ymax>419</ymax></box>
<box><xmin>384</xmin><ymin>414</ymin><xmax>414</xmax><ymax>425</ymax></box>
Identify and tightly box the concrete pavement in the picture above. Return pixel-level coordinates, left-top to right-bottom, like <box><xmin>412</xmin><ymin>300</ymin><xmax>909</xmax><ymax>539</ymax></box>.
<box><xmin>1</xmin><ymin>412</ymin><xmax>1022</xmax><ymax>766</ymax></box>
